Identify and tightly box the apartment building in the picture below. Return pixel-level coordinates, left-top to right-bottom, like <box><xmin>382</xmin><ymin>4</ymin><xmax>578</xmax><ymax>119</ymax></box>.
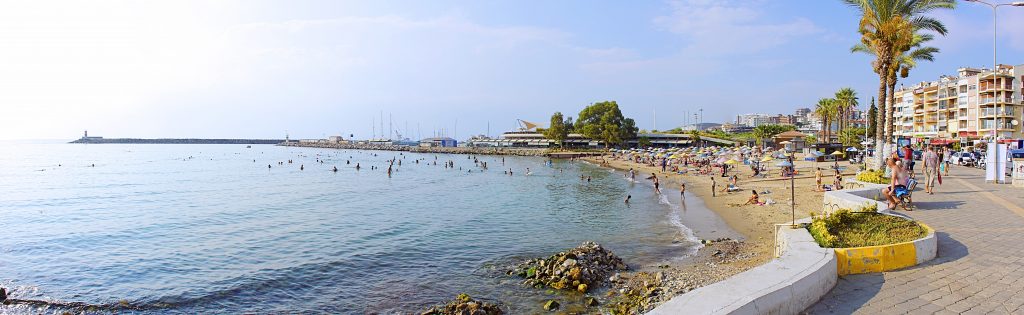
<box><xmin>891</xmin><ymin>64</ymin><xmax>1022</xmax><ymax>146</ymax></box>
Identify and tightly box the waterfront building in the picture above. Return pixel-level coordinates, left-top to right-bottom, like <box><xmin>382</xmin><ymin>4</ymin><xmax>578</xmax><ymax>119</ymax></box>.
<box><xmin>891</xmin><ymin>64</ymin><xmax>1023</xmax><ymax>146</ymax></box>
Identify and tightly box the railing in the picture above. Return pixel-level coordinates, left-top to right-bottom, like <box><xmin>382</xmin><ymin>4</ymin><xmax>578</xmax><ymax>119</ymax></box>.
<box><xmin>980</xmin><ymin>108</ymin><xmax>1015</xmax><ymax>117</ymax></box>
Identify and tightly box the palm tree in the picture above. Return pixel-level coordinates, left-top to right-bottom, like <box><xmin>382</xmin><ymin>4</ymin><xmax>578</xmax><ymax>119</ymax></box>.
<box><xmin>815</xmin><ymin>98</ymin><xmax>838</xmax><ymax>143</ymax></box>
<box><xmin>843</xmin><ymin>0</ymin><xmax>955</xmax><ymax>170</ymax></box>
<box><xmin>834</xmin><ymin>87</ymin><xmax>859</xmax><ymax>135</ymax></box>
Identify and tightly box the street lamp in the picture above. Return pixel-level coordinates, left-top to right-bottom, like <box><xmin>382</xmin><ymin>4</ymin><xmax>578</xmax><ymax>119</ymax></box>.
<box><xmin>962</xmin><ymin>0</ymin><xmax>1019</xmax><ymax>182</ymax></box>
<box><xmin>965</xmin><ymin>0</ymin><xmax>1024</xmax><ymax>142</ymax></box>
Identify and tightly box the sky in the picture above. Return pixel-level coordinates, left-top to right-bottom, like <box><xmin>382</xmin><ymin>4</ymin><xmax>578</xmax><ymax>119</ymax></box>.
<box><xmin>1</xmin><ymin>0</ymin><xmax>1023</xmax><ymax>140</ymax></box>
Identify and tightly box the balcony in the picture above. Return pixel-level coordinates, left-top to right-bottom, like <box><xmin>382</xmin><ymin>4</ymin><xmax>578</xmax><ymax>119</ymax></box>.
<box><xmin>980</xmin><ymin>108</ymin><xmax>1016</xmax><ymax>117</ymax></box>
<box><xmin>979</xmin><ymin>97</ymin><xmax>1013</xmax><ymax>105</ymax></box>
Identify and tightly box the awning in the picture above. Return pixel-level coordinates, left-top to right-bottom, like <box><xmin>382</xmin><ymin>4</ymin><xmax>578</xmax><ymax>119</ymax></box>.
<box><xmin>930</xmin><ymin>139</ymin><xmax>956</xmax><ymax>145</ymax></box>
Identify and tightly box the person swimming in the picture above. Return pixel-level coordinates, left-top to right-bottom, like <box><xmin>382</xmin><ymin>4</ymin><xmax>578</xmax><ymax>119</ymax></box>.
<box><xmin>332</xmin><ymin>166</ymin><xmax>338</xmax><ymax>172</ymax></box>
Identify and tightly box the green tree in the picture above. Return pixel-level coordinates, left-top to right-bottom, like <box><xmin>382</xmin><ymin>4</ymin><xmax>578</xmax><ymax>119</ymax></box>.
<box><xmin>543</xmin><ymin>112</ymin><xmax>569</xmax><ymax>148</ymax></box>
<box><xmin>867</xmin><ymin>97</ymin><xmax>877</xmax><ymax>138</ymax></box>
<box><xmin>689</xmin><ymin>129</ymin><xmax>702</xmax><ymax>148</ymax></box>
<box><xmin>752</xmin><ymin>124</ymin><xmax>796</xmax><ymax>146</ymax></box>
<box><xmin>844</xmin><ymin>0</ymin><xmax>954</xmax><ymax>170</ymax></box>
<box><xmin>840</xmin><ymin>127</ymin><xmax>867</xmax><ymax>147</ymax></box>
<box><xmin>575</xmin><ymin>101</ymin><xmax>637</xmax><ymax>148</ymax></box>
<box><xmin>637</xmin><ymin>136</ymin><xmax>652</xmax><ymax>147</ymax></box>
<box><xmin>834</xmin><ymin>87</ymin><xmax>859</xmax><ymax>135</ymax></box>
<box><xmin>815</xmin><ymin>98</ymin><xmax>838</xmax><ymax>143</ymax></box>
<box><xmin>805</xmin><ymin>135</ymin><xmax>818</xmax><ymax>145</ymax></box>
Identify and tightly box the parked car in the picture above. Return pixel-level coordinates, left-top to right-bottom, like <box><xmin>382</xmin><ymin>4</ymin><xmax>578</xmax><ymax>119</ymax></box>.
<box><xmin>949</xmin><ymin>151</ymin><xmax>976</xmax><ymax>166</ymax></box>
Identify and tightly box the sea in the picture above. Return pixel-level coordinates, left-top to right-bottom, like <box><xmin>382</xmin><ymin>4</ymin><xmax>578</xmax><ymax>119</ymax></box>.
<box><xmin>0</xmin><ymin>141</ymin><xmax>735</xmax><ymax>314</ymax></box>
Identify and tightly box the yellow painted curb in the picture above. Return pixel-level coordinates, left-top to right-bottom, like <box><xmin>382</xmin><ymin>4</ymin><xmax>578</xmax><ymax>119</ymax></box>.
<box><xmin>834</xmin><ymin>222</ymin><xmax>933</xmax><ymax>276</ymax></box>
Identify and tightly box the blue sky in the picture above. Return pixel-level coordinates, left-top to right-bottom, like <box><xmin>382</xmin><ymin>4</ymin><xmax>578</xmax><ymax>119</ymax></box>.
<box><xmin>1</xmin><ymin>0</ymin><xmax>1022</xmax><ymax>140</ymax></box>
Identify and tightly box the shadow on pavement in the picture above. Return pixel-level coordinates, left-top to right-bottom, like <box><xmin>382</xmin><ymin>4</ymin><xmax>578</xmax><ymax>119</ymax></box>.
<box><xmin>911</xmin><ymin>200</ymin><xmax>965</xmax><ymax>211</ymax></box>
<box><xmin>928</xmin><ymin>232</ymin><xmax>969</xmax><ymax>264</ymax></box>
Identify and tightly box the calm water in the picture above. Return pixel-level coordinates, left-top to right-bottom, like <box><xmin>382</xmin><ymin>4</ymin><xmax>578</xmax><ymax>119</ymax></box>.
<box><xmin>0</xmin><ymin>141</ymin><xmax>717</xmax><ymax>314</ymax></box>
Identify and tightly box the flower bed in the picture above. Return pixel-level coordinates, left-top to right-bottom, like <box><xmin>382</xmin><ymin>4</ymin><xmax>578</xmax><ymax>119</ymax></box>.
<box><xmin>854</xmin><ymin>169</ymin><xmax>887</xmax><ymax>185</ymax></box>
<box><xmin>807</xmin><ymin>207</ymin><xmax>926</xmax><ymax>248</ymax></box>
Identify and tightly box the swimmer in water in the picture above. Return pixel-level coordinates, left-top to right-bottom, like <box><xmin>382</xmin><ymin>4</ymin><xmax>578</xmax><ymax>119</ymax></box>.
<box><xmin>332</xmin><ymin>166</ymin><xmax>338</xmax><ymax>172</ymax></box>
<box><xmin>300</xmin><ymin>164</ymin><xmax>304</xmax><ymax>171</ymax></box>
<box><xmin>356</xmin><ymin>163</ymin><xmax>361</xmax><ymax>170</ymax></box>
<box><xmin>625</xmin><ymin>195</ymin><xmax>631</xmax><ymax>203</ymax></box>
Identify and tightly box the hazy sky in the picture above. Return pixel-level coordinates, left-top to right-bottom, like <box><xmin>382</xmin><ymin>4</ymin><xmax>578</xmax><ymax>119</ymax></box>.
<box><xmin>1</xmin><ymin>0</ymin><xmax>1022</xmax><ymax>140</ymax></box>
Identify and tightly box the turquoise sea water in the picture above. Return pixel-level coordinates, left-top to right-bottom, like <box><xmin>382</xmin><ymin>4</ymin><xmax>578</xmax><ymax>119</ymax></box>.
<box><xmin>0</xmin><ymin>142</ymin><xmax>715</xmax><ymax>314</ymax></box>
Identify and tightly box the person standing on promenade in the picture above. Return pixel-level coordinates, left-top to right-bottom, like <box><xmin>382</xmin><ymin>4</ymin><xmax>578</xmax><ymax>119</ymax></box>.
<box><xmin>923</xmin><ymin>146</ymin><xmax>939</xmax><ymax>195</ymax></box>
<box><xmin>902</xmin><ymin>145</ymin><xmax>915</xmax><ymax>175</ymax></box>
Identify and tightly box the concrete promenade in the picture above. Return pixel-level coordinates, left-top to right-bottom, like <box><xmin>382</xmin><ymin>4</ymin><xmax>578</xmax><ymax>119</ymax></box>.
<box><xmin>807</xmin><ymin>165</ymin><xmax>1024</xmax><ymax>314</ymax></box>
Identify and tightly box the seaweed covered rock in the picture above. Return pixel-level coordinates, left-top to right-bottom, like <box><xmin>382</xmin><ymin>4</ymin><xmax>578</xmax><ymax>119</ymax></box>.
<box><xmin>420</xmin><ymin>293</ymin><xmax>503</xmax><ymax>315</ymax></box>
<box><xmin>508</xmin><ymin>241</ymin><xmax>627</xmax><ymax>293</ymax></box>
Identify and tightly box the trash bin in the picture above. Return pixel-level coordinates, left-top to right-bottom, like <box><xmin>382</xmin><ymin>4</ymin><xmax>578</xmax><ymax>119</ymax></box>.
<box><xmin>1013</xmin><ymin>150</ymin><xmax>1024</xmax><ymax>188</ymax></box>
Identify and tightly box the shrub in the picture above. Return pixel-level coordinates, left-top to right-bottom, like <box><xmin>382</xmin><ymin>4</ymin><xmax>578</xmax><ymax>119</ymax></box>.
<box><xmin>856</xmin><ymin>169</ymin><xmax>887</xmax><ymax>184</ymax></box>
<box><xmin>807</xmin><ymin>207</ymin><xmax>926</xmax><ymax>248</ymax></box>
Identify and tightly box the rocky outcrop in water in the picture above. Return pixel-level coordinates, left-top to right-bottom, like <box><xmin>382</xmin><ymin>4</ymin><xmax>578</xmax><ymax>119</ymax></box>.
<box><xmin>420</xmin><ymin>293</ymin><xmax>502</xmax><ymax>315</ymax></box>
<box><xmin>508</xmin><ymin>241</ymin><xmax>627</xmax><ymax>293</ymax></box>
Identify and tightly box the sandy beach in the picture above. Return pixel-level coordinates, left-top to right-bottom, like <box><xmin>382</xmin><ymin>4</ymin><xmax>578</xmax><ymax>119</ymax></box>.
<box><xmin>585</xmin><ymin>153</ymin><xmax>862</xmax><ymax>312</ymax></box>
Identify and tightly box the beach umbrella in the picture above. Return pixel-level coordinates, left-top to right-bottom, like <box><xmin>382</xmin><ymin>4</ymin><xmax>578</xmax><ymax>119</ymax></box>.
<box><xmin>846</xmin><ymin>147</ymin><xmax>858</xmax><ymax>152</ymax></box>
<box><xmin>776</xmin><ymin>161</ymin><xmax>793</xmax><ymax>167</ymax></box>
<box><xmin>831</xmin><ymin>151</ymin><xmax>845</xmax><ymax>156</ymax></box>
<box><xmin>725</xmin><ymin>159</ymin><xmax>740</xmax><ymax>165</ymax></box>
<box><xmin>761</xmin><ymin>156</ymin><xmax>773</xmax><ymax>162</ymax></box>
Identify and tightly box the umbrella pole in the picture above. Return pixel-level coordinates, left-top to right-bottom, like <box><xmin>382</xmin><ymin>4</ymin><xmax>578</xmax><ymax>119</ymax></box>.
<box><xmin>791</xmin><ymin>173</ymin><xmax>796</xmax><ymax>228</ymax></box>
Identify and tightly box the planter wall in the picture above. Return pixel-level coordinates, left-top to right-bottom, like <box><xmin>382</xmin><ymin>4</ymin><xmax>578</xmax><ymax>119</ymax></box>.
<box><xmin>833</xmin><ymin>222</ymin><xmax>936</xmax><ymax>276</ymax></box>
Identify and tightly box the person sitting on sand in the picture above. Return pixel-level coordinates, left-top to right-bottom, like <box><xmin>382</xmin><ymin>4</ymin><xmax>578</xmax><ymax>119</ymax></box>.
<box><xmin>743</xmin><ymin>190</ymin><xmax>762</xmax><ymax>206</ymax></box>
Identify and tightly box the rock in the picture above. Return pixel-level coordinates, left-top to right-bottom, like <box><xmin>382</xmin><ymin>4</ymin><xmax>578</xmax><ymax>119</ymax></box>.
<box><xmin>577</xmin><ymin>283</ymin><xmax>588</xmax><ymax>293</ymax></box>
<box><xmin>542</xmin><ymin>300</ymin><xmax>559</xmax><ymax>311</ymax></box>
<box><xmin>421</xmin><ymin>293</ymin><xmax>503</xmax><ymax>315</ymax></box>
<box><xmin>583</xmin><ymin>296</ymin><xmax>599</xmax><ymax>307</ymax></box>
<box><xmin>508</xmin><ymin>241</ymin><xmax>628</xmax><ymax>293</ymax></box>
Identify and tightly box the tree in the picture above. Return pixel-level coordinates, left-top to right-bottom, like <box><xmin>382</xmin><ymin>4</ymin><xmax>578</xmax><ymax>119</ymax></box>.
<box><xmin>815</xmin><ymin>98</ymin><xmax>838</xmax><ymax>143</ymax></box>
<box><xmin>575</xmin><ymin>101</ymin><xmax>638</xmax><ymax>148</ymax></box>
<box><xmin>840</xmin><ymin>127</ymin><xmax>867</xmax><ymax>147</ymax></box>
<box><xmin>844</xmin><ymin>0</ymin><xmax>954</xmax><ymax>171</ymax></box>
<box><xmin>637</xmin><ymin>136</ymin><xmax>652</xmax><ymax>148</ymax></box>
<box><xmin>834</xmin><ymin>87</ymin><xmax>859</xmax><ymax>135</ymax></box>
<box><xmin>867</xmin><ymin>97</ymin><xmax>877</xmax><ymax>138</ymax></box>
<box><xmin>543</xmin><ymin>112</ymin><xmax>569</xmax><ymax>148</ymax></box>
<box><xmin>805</xmin><ymin>135</ymin><xmax>818</xmax><ymax>144</ymax></box>
<box><xmin>689</xmin><ymin>129</ymin><xmax>702</xmax><ymax>148</ymax></box>
<box><xmin>752</xmin><ymin>124</ymin><xmax>796</xmax><ymax>146</ymax></box>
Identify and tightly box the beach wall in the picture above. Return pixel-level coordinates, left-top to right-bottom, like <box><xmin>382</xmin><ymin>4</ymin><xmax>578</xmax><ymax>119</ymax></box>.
<box><xmin>648</xmin><ymin>219</ymin><xmax>837</xmax><ymax>315</ymax></box>
<box><xmin>278</xmin><ymin>142</ymin><xmax>550</xmax><ymax>156</ymax></box>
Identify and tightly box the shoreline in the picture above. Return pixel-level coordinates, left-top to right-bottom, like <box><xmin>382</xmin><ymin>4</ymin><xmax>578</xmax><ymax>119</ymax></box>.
<box><xmin>583</xmin><ymin>153</ymin><xmax>855</xmax><ymax>312</ymax></box>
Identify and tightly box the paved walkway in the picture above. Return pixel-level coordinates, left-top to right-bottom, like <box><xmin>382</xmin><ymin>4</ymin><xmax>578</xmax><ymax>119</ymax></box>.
<box><xmin>807</xmin><ymin>165</ymin><xmax>1024</xmax><ymax>314</ymax></box>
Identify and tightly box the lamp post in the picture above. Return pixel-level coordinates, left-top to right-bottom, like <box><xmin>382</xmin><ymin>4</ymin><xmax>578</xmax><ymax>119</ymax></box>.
<box><xmin>965</xmin><ymin>0</ymin><xmax>1024</xmax><ymax>142</ymax></box>
<box><xmin>962</xmin><ymin>0</ymin><xmax>1019</xmax><ymax>183</ymax></box>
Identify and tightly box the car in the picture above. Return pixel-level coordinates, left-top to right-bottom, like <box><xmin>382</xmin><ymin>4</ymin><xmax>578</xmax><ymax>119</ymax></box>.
<box><xmin>949</xmin><ymin>151</ymin><xmax>976</xmax><ymax>166</ymax></box>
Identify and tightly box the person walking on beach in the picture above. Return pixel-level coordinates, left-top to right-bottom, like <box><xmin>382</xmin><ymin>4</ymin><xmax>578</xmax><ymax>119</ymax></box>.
<box><xmin>814</xmin><ymin>168</ymin><xmax>823</xmax><ymax>191</ymax></box>
<box><xmin>679</xmin><ymin>182</ymin><xmax>686</xmax><ymax>200</ymax></box>
<box><xmin>711</xmin><ymin>177</ymin><xmax>717</xmax><ymax>197</ymax></box>
<box><xmin>649</xmin><ymin>173</ymin><xmax>660</xmax><ymax>193</ymax></box>
<box><xmin>923</xmin><ymin>146</ymin><xmax>939</xmax><ymax>194</ymax></box>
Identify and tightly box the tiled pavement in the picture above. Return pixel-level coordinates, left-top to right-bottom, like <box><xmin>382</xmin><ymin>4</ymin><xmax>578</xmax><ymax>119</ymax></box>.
<box><xmin>806</xmin><ymin>165</ymin><xmax>1024</xmax><ymax>314</ymax></box>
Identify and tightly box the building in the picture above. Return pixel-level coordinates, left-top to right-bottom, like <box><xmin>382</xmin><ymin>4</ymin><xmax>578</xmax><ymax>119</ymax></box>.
<box><xmin>772</xmin><ymin>130</ymin><xmax>809</xmax><ymax>150</ymax></box>
<box><xmin>736</xmin><ymin>114</ymin><xmax>773</xmax><ymax>127</ymax></box>
<box><xmin>891</xmin><ymin>64</ymin><xmax>1023</xmax><ymax>146</ymax></box>
<box><xmin>419</xmin><ymin>137</ymin><xmax>458</xmax><ymax>147</ymax></box>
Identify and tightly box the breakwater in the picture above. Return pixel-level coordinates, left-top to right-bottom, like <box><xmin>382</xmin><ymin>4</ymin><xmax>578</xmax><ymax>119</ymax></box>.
<box><xmin>278</xmin><ymin>141</ymin><xmax>554</xmax><ymax>157</ymax></box>
<box><xmin>69</xmin><ymin>138</ymin><xmax>285</xmax><ymax>144</ymax></box>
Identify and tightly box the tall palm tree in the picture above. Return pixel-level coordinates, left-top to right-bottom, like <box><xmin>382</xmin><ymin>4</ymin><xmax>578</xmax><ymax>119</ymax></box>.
<box><xmin>834</xmin><ymin>87</ymin><xmax>860</xmax><ymax>135</ymax></box>
<box><xmin>843</xmin><ymin>0</ymin><xmax>955</xmax><ymax>170</ymax></box>
<box><xmin>815</xmin><ymin>98</ymin><xmax>838</xmax><ymax>143</ymax></box>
